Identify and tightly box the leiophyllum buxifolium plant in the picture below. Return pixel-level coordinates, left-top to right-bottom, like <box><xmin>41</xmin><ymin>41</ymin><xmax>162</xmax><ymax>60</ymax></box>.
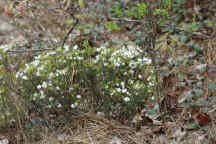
<box><xmin>14</xmin><ymin>41</ymin><xmax>155</xmax><ymax>119</ymax></box>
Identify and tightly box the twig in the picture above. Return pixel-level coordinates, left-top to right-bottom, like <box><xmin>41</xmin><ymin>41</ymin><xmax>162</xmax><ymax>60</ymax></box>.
<box><xmin>108</xmin><ymin>17</ymin><xmax>142</xmax><ymax>22</ymax></box>
<box><xmin>61</xmin><ymin>17</ymin><xmax>79</xmax><ymax>49</ymax></box>
<box><xmin>7</xmin><ymin>48</ymin><xmax>53</xmax><ymax>53</ymax></box>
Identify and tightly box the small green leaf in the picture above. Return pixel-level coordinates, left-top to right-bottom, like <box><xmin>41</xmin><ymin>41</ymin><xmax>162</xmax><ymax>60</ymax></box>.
<box><xmin>194</xmin><ymin>89</ymin><xmax>204</xmax><ymax>97</ymax></box>
<box><xmin>84</xmin><ymin>28</ymin><xmax>90</xmax><ymax>34</ymax></box>
<box><xmin>180</xmin><ymin>35</ymin><xmax>188</xmax><ymax>43</ymax></box>
<box><xmin>114</xmin><ymin>7</ymin><xmax>123</xmax><ymax>17</ymax></box>
<box><xmin>25</xmin><ymin>123</ymin><xmax>31</xmax><ymax>129</ymax></box>
<box><xmin>65</xmin><ymin>19</ymin><xmax>74</xmax><ymax>25</ymax></box>
<box><xmin>196</xmin><ymin>81</ymin><xmax>202</xmax><ymax>87</ymax></box>
<box><xmin>187</xmin><ymin>122</ymin><xmax>199</xmax><ymax>130</ymax></box>
<box><xmin>106</xmin><ymin>21</ymin><xmax>118</xmax><ymax>32</ymax></box>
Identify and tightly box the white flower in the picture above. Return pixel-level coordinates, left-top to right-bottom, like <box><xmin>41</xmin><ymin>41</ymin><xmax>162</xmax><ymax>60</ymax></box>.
<box><xmin>149</xmin><ymin>82</ymin><xmax>154</xmax><ymax>86</ymax></box>
<box><xmin>49</xmin><ymin>97</ymin><xmax>54</xmax><ymax>101</ymax></box>
<box><xmin>33</xmin><ymin>93</ymin><xmax>38</xmax><ymax>98</ymax></box>
<box><xmin>64</xmin><ymin>45</ymin><xmax>70</xmax><ymax>51</ymax></box>
<box><xmin>77</xmin><ymin>56</ymin><xmax>83</xmax><ymax>60</ymax></box>
<box><xmin>134</xmin><ymin>83</ymin><xmax>141</xmax><ymax>89</ymax></box>
<box><xmin>76</xmin><ymin>95</ymin><xmax>81</xmax><ymax>99</ymax></box>
<box><xmin>15</xmin><ymin>72</ymin><xmax>21</xmax><ymax>78</ymax></box>
<box><xmin>48</xmin><ymin>81</ymin><xmax>52</xmax><ymax>86</ymax></box>
<box><xmin>121</xmin><ymin>82</ymin><xmax>125</xmax><ymax>88</ymax></box>
<box><xmin>129</xmin><ymin>69</ymin><xmax>134</xmax><ymax>74</ymax></box>
<box><xmin>70</xmin><ymin>104</ymin><xmax>75</xmax><ymax>108</ymax></box>
<box><xmin>36</xmin><ymin>70</ymin><xmax>40</xmax><ymax>76</ymax></box>
<box><xmin>23</xmin><ymin>64</ymin><xmax>30</xmax><ymax>73</ymax></box>
<box><xmin>37</xmin><ymin>85</ymin><xmax>42</xmax><ymax>89</ymax></box>
<box><xmin>116</xmin><ymin>88</ymin><xmax>121</xmax><ymax>92</ymax></box>
<box><xmin>56</xmin><ymin>86</ymin><xmax>60</xmax><ymax>90</ymax></box>
<box><xmin>126</xmin><ymin>91</ymin><xmax>131</xmax><ymax>95</ymax></box>
<box><xmin>22</xmin><ymin>75</ymin><xmax>28</xmax><ymax>80</ymax></box>
<box><xmin>0</xmin><ymin>139</ymin><xmax>9</xmax><ymax>144</ymax></box>
<box><xmin>96</xmin><ymin>48</ymin><xmax>101</xmax><ymax>52</ymax></box>
<box><xmin>115</xmin><ymin>63</ymin><xmax>120</xmax><ymax>67</ymax></box>
<box><xmin>35</xmin><ymin>55</ymin><xmax>41</xmax><ymax>60</ymax></box>
<box><xmin>73</xmin><ymin>45</ymin><xmax>78</xmax><ymax>50</ymax></box>
<box><xmin>40</xmin><ymin>91</ymin><xmax>45</xmax><ymax>99</ymax></box>
<box><xmin>142</xmin><ymin>57</ymin><xmax>152</xmax><ymax>64</ymax></box>
<box><xmin>38</xmin><ymin>65</ymin><xmax>44</xmax><ymax>71</ymax></box>
<box><xmin>122</xmin><ymin>88</ymin><xmax>127</xmax><ymax>93</ymax></box>
<box><xmin>59</xmin><ymin>68</ymin><xmax>68</xmax><ymax>75</ymax></box>
<box><xmin>69</xmin><ymin>87</ymin><xmax>73</xmax><ymax>91</ymax></box>
<box><xmin>49</xmin><ymin>72</ymin><xmax>54</xmax><ymax>78</ymax></box>
<box><xmin>138</xmin><ymin>74</ymin><xmax>142</xmax><ymax>79</ymax></box>
<box><xmin>138</xmin><ymin>58</ymin><xmax>142</xmax><ymax>62</ymax></box>
<box><xmin>47</xmin><ymin>51</ymin><xmax>56</xmax><ymax>55</ymax></box>
<box><xmin>31</xmin><ymin>60</ymin><xmax>40</xmax><ymax>66</ymax></box>
<box><xmin>124</xmin><ymin>97</ymin><xmax>130</xmax><ymax>102</ymax></box>
<box><xmin>70</xmin><ymin>102</ymin><xmax>78</xmax><ymax>108</ymax></box>
<box><xmin>42</xmin><ymin>81</ymin><xmax>47</xmax><ymax>88</ymax></box>
<box><xmin>57</xmin><ymin>103</ymin><xmax>62</xmax><ymax>108</ymax></box>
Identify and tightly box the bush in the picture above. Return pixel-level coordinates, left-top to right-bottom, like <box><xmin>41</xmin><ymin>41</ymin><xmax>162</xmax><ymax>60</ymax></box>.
<box><xmin>0</xmin><ymin>41</ymin><xmax>155</xmax><ymax>125</ymax></box>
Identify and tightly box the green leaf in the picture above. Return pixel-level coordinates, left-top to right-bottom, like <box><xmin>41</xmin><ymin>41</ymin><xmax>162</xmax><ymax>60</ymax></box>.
<box><xmin>65</xmin><ymin>19</ymin><xmax>74</xmax><ymax>25</ymax></box>
<box><xmin>194</xmin><ymin>89</ymin><xmax>204</xmax><ymax>97</ymax></box>
<box><xmin>25</xmin><ymin>123</ymin><xmax>31</xmax><ymax>129</ymax></box>
<box><xmin>114</xmin><ymin>7</ymin><xmax>123</xmax><ymax>17</ymax></box>
<box><xmin>198</xmin><ymin>98</ymin><xmax>207</xmax><ymax>105</ymax></box>
<box><xmin>106</xmin><ymin>21</ymin><xmax>118</xmax><ymax>32</ymax></box>
<box><xmin>180</xmin><ymin>35</ymin><xmax>188</xmax><ymax>43</ymax></box>
<box><xmin>179</xmin><ymin>103</ymin><xmax>190</xmax><ymax>108</ymax></box>
<box><xmin>196</xmin><ymin>81</ymin><xmax>202</xmax><ymax>87</ymax></box>
<box><xmin>187</xmin><ymin>122</ymin><xmax>199</xmax><ymax>130</ymax></box>
<box><xmin>207</xmin><ymin>83</ymin><xmax>216</xmax><ymax>90</ymax></box>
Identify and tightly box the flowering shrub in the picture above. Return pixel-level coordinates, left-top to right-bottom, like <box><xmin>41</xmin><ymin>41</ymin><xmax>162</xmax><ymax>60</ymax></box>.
<box><xmin>0</xmin><ymin>41</ymin><xmax>155</xmax><ymax>123</ymax></box>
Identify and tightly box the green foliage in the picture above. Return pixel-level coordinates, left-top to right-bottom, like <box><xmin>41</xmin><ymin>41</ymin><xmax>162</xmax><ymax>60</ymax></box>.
<box><xmin>0</xmin><ymin>42</ymin><xmax>155</xmax><ymax>123</ymax></box>
<box><xmin>106</xmin><ymin>21</ymin><xmax>118</xmax><ymax>32</ymax></box>
<box><xmin>187</xmin><ymin>122</ymin><xmax>199</xmax><ymax>130</ymax></box>
<box><xmin>137</xmin><ymin>3</ymin><xmax>147</xmax><ymax>19</ymax></box>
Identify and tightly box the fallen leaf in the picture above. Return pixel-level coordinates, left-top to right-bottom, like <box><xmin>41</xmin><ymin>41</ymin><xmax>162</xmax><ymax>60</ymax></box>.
<box><xmin>193</xmin><ymin>112</ymin><xmax>211</xmax><ymax>126</ymax></box>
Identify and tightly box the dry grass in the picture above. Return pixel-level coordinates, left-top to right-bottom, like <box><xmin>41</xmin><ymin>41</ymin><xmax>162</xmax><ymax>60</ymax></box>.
<box><xmin>37</xmin><ymin>112</ymin><xmax>153</xmax><ymax>144</ymax></box>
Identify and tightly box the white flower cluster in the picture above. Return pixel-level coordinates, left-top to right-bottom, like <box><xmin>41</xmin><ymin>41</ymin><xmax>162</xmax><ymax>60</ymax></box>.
<box><xmin>111</xmin><ymin>45</ymin><xmax>141</xmax><ymax>59</ymax></box>
<box><xmin>13</xmin><ymin>43</ymin><xmax>155</xmax><ymax>107</ymax></box>
<box><xmin>94</xmin><ymin>44</ymin><xmax>152</xmax><ymax>68</ymax></box>
<box><xmin>0</xmin><ymin>44</ymin><xmax>10</xmax><ymax>53</ymax></box>
<box><xmin>70</xmin><ymin>102</ymin><xmax>78</xmax><ymax>108</ymax></box>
